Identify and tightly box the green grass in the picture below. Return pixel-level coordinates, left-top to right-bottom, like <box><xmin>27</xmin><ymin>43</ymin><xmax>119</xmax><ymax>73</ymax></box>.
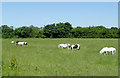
<box><xmin>2</xmin><ymin>38</ymin><xmax>118</xmax><ymax>76</ymax></box>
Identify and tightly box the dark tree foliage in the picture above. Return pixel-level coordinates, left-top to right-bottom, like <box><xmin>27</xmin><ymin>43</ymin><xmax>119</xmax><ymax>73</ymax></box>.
<box><xmin>43</xmin><ymin>23</ymin><xmax>56</xmax><ymax>38</ymax></box>
<box><xmin>1</xmin><ymin>25</ymin><xmax>15</xmax><ymax>38</ymax></box>
<box><xmin>43</xmin><ymin>22</ymin><xmax>73</xmax><ymax>38</ymax></box>
<box><xmin>14</xmin><ymin>26</ymin><xmax>32</xmax><ymax>38</ymax></box>
<box><xmin>1</xmin><ymin>22</ymin><xmax>119</xmax><ymax>38</ymax></box>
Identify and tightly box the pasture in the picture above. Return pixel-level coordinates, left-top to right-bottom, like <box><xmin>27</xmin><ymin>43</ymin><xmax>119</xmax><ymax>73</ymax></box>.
<box><xmin>2</xmin><ymin>38</ymin><xmax>118</xmax><ymax>76</ymax></box>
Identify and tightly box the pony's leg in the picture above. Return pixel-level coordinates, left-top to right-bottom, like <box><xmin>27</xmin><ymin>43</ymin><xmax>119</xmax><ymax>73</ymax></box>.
<box><xmin>78</xmin><ymin>46</ymin><xmax>80</xmax><ymax>50</ymax></box>
<box><xmin>112</xmin><ymin>51</ymin><xmax>113</xmax><ymax>55</ymax></box>
<box><xmin>67</xmin><ymin>47</ymin><xmax>69</xmax><ymax>50</ymax></box>
<box><xmin>77</xmin><ymin>47</ymin><xmax>79</xmax><ymax>50</ymax></box>
<box><xmin>104</xmin><ymin>51</ymin><xmax>107</xmax><ymax>55</ymax></box>
<box><xmin>104</xmin><ymin>52</ymin><xmax>106</xmax><ymax>55</ymax></box>
<box><xmin>113</xmin><ymin>50</ymin><xmax>116</xmax><ymax>55</ymax></box>
<box><xmin>114</xmin><ymin>51</ymin><xmax>116</xmax><ymax>55</ymax></box>
<box><xmin>112</xmin><ymin>51</ymin><xmax>115</xmax><ymax>55</ymax></box>
<box><xmin>106</xmin><ymin>52</ymin><xmax>108</xmax><ymax>55</ymax></box>
<box><xmin>71</xmin><ymin>48</ymin><xmax>74</xmax><ymax>50</ymax></box>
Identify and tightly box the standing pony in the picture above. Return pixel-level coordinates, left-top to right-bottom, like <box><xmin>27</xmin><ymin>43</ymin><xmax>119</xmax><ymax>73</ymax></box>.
<box><xmin>71</xmin><ymin>44</ymin><xmax>80</xmax><ymax>50</ymax></box>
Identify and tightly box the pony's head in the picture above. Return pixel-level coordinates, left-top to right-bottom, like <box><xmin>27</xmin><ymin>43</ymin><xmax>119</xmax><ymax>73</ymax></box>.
<box><xmin>16</xmin><ymin>41</ymin><xmax>19</xmax><ymax>43</ymax></box>
<box><xmin>68</xmin><ymin>44</ymin><xmax>70</xmax><ymax>47</ymax></box>
<box><xmin>99</xmin><ymin>50</ymin><xmax>103</xmax><ymax>54</ymax></box>
<box><xmin>24</xmin><ymin>42</ymin><xmax>27</xmax><ymax>45</ymax></box>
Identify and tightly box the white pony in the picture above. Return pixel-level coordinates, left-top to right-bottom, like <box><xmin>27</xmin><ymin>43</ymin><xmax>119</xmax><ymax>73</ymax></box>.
<box><xmin>11</xmin><ymin>41</ymin><xmax>15</xmax><ymax>44</ymax></box>
<box><xmin>58</xmin><ymin>44</ymin><xmax>70</xmax><ymax>49</ymax></box>
<box><xmin>71</xmin><ymin>44</ymin><xmax>80</xmax><ymax>50</ymax></box>
<box><xmin>99</xmin><ymin>47</ymin><xmax>116</xmax><ymax>55</ymax></box>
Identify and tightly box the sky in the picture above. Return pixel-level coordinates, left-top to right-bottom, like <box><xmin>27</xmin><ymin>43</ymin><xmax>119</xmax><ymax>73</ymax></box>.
<box><xmin>2</xmin><ymin>2</ymin><xmax>118</xmax><ymax>28</ymax></box>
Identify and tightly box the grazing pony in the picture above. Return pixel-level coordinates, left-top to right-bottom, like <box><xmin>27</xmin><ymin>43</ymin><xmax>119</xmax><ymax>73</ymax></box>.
<box><xmin>99</xmin><ymin>47</ymin><xmax>116</xmax><ymax>55</ymax></box>
<box><xmin>16</xmin><ymin>41</ymin><xmax>27</xmax><ymax>46</ymax></box>
<box><xmin>11</xmin><ymin>41</ymin><xmax>15</xmax><ymax>44</ymax></box>
<box><xmin>58</xmin><ymin>44</ymin><xmax>70</xmax><ymax>49</ymax></box>
<box><xmin>71</xmin><ymin>44</ymin><xmax>80</xmax><ymax>50</ymax></box>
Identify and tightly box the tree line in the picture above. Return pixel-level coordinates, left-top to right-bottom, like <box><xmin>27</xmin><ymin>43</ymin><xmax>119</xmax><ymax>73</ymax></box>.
<box><xmin>1</xmin><ymin>22</ymin><xmax>120</xmax><ymax>38</ymax></box>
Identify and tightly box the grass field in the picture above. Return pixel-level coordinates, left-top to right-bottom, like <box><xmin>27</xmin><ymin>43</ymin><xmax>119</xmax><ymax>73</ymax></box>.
<box><xmin>2</xmin><ymin>38</ymin><xmax>118</xmax><ymax>76</ymax></box>
<box><xmin>0</xmin><ymin>39</ymin><xmax>2</xmax><ymax>77</ymax></box>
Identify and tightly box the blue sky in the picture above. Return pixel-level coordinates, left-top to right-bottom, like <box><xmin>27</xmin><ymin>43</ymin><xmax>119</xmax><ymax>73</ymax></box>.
<box><xmin>2</xmin><ymin>2</ymin><xmax>118</xmax><ymax>28</ymax></box>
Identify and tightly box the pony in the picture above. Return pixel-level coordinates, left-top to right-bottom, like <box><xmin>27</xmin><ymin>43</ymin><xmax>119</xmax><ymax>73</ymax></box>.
<box><xmin>58</xmin><ymin>44</ymin><xmax>70</xmax><ymax>49</ymax></box>
<box><xmin>99</xmin><ymin>47</ymin><xmax>116</xmax><ymax>55</ymax></box>
<box><xmin>16</xmin><ymin>41</ymin><xmax>27</xmax><ymax>46</ymax></box>
<box><xmin>11</xmin><ymin>41</ymin><xmax>15</xmax><ymax>44</ymax></box>
<box><xmin>71</xmin><ymin>44</ymin><xmax>80</xmax><ymax>50</ymax></box>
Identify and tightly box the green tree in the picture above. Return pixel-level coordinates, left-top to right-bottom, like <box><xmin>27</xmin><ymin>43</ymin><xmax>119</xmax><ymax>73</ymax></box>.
<box><xmin>43</xmin><ymin>24</ymin><xmax>56</xmax><ymax>38</ymax></box>
<box><xmin>14</xmin><ymin>26</ymin><xmax>32</xmax><ymax>38</ymax></box>
<box><xmin>43</xmin><ymin>22</ymin><xmax>73</xmax><ymax>38</ymax></box>
<box><xmin>2</xmin><ymin>25</ymin><xmax>15</xmax><ymax>38</ymax></box>
<box><xmin>29</xmin><ymin>25</ymin><xmax>44</xmax><ymax>38</ymax></box>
